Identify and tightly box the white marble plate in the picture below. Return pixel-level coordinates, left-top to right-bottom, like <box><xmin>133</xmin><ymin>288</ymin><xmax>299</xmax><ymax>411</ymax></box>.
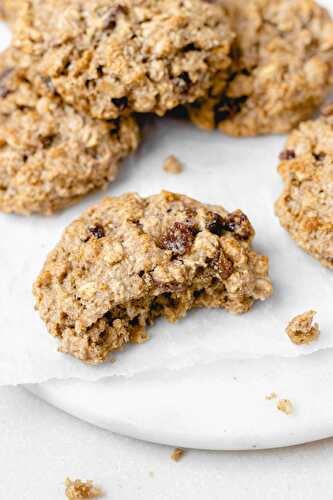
<box><xmin>27</xmin><ymin>347</ymin><xmax>333</xmax><ymax>450</ymax></box>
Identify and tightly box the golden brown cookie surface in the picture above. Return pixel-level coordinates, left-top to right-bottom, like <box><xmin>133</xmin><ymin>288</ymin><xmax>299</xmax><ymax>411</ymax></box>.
<box><xmin>14</xmin><ymin>0</ymin><xmax>234</xmax><ymax>119</ymax></box>
<box><xmin>33</xmin><ymin>191</ymin><xmax>272</xmax><ymax>363</ymax></box>
<box><xmin>0</xmin><ymin>49</ymin><xmax>139</xmax><ymax>215</ymax></box>
<box><xmin>275</xmin><ymin>112</ymin><xmax>333</xmax><ymax>268</ymax></box>
<box><xmin>189</xmin><ymin>0</ymin><xmax>333</xmax><ymax>136</ymax></box>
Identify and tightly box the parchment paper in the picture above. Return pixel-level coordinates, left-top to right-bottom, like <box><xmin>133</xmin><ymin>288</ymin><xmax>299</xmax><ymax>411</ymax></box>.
<box><xmin>1</xmin><ymin>114</ymin><xmax>333</xmax><ymax>386</ymax></box>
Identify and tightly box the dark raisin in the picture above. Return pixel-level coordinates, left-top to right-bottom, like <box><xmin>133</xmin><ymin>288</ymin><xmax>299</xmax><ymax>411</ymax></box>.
<box><xmin>182</xmin><ymin>43</ymin><xmax>197</xmax><ymax>52</ymax></box>
<box><xmin>207</xmin><ymin>210</ymin><xmax>252</xmax><ymax>240</ymax></box>
<box><xmin>88</xmin><ymin>224</ymin><xmax>105</xmax><ymax>239</ymax></box>
<box><xmin>129</xmin><ymin>316</ymin><xmax>139</xmax><ymax>326</ymax></box>
<box><xmin>177</xmin><ymin>72</ymin><xmax>192</xmax><ymax>93</ymax></box>
<box><xmin>150</xmin><ymin>302</ymin><xmax>163</xmax><ymax>312</ymax></box>
<box><xmin>169</xmin><ymin>297</ymin><xmax>179</xmax><ymax>307</ymax></box>
<box><xmin>112</xmin><ymin>96</ymin><xmax>128</xmax><ymax>110</ymax></box>
<box><xmin>214</xmin><ymin>94</ymin><xmax>247</xmax><ymax>123</ymax></box>
<box><xmin>279</xmin><ymin>149</ymin><xmax>296</xmax><ymax>161</ymax></box>
<box><xmin>41</xmin><ymin>135</ymin><xmax>56</xmax><ymax>149</ymax></box>
<box><xmin>103</xmin><ymin>5</ymin><xmax>127</xmax><ymax>29</ymax></box>
<box><xmin>313</xmin><ymin>152</ymin><xmax>326</xmax><ymax>161</ymax></box>
<box><xmin>109</xmin><ymin>117</ymin><xmax>121</xmax><ymax>135</ymax></box>
<box><xmin>206</xmin><ymin>212</ymin><xmax>226</xmax><ymax>236</ymax></box>
<box><xmin>224</xmin><ymin>210</ymin><xmax>254</xmax><ymax>240</ymax></box>
<box><xmin>159</xmin><ymin>222</ymin><xmax>197</xmax><ymax>255</ymax></box>
<box><xmin>104</xmin><ymin>311</ymin><xmax>113</xmax><ymax>326</ymax></box>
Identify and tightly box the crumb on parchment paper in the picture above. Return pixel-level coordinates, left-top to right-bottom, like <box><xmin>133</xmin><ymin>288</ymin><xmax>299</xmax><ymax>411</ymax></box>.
<box><xmin>163</xmin><ymin>155</ymin><xmax>184</xmax><ymax>174</ymax></box>
<box><xmin>286</xmin><ymin>310</ymin><xmax>320</xmax><ymax>345</ymax></box>
<box><xmin>265</xmin><ymin>392</ymin><xmax>277</xmax><ymax>400</ymax></box>
<box><xmin>171</xmin><ymin>448</ymin><xmax>185</xmax><ymax>462</ymax></box>
<box><xmin>65</xmin><ymin>478</ymin><xmax>103</xmax><ymax>499</ymax></box>
<box><xmin>277</xmin><ymin>399</ymin><xmax>294</xmax><ymax>416</ymax></box>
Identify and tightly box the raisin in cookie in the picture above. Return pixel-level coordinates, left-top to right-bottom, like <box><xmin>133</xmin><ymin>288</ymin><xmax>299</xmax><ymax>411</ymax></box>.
<box><xmin>275</xmin><ymin>112</ymin><xmax>333</xmax><ymax>268</ymax></box>
<box><xmin>13</xmin><ymin>0</ymin><xmax>234</xmax><ymax>120</ymax></box>
<box><xmin>0</xmin><ymin>49</ymin><xmax>139</xmax><ymax>215</ymax></box>
<box><xmin>189</xmin><ymin>0</ymin><xmax>333</xmax><ymax>136</ymax></box>
<box><xmin>33</xmin><ymin>191</ymin><xmax>272</xmax><ymax>363</ymax></box>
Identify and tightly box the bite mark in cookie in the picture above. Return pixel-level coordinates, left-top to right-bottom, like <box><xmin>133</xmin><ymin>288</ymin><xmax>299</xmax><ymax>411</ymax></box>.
<box><xmin>33</xmin><ymin>191</ymin><xmax>273</xmax><ymax>364</ymax></box>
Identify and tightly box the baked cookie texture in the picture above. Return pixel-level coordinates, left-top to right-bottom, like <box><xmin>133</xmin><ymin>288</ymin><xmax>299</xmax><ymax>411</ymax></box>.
<box><xmin>188</xmin><ymin>0</ymin><xmax>333</xmax><ymax>136</ymax></box>
<box><xmin>275</xmin><ymin>112</ymin><xmax>333</xmax><ymax>269</ymax></box>
<box><xmin>13</xmin><ymin>0</ymin><xmax>234</xmax><ymax>120</ymax></box>
<box><xmin>65</xmin><ymin>478</ymin><xmax>102</xmax><ymax>499</ymax></box>
<box><xmin>0</xmin><ymin>0</ymin><xmax>20</xmax><ymax>25</ymax></box>
<box><xmin>33</xmin><ymin>191</ymin><xmax>273</xmax><ymax>363</ymax></box>
<box><xmin>0</xmin><ymin>49</ymin><xmax>139</xmax><ymax>215</ymax></box>
<box><xmin>286</xmin><ymin>310</ymin><xmax>319</xmax><ymax>345</ymax></box>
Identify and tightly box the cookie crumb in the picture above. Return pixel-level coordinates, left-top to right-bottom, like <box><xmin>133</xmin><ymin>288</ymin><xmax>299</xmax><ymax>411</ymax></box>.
<box><xmin>277</xmin><ymin>399</ymin><xmax>294</xmax><ymax>416</ymax></box>
<box><xmin>265</xmin><ymin>392</ymin><xmax>277</xmax><ymax>400</ymax></box>
<box><xmin>65</xmin><ymin>478</ymin><xmax>102</xmax><ymax>499</ymax></box>
<box><xmin>286</xmin><ymin>310</ymin><xmax>320</xmax><ymax>345</ymax></box>
<box><xmin>163</xmin><ymin>155</ymin><xmax>184</xmax><ymax>174</ymax></box>
<box><xmin>171</xmin><ymin>448</ymin><xmax>185</xmax><ymax>462</ymax></box>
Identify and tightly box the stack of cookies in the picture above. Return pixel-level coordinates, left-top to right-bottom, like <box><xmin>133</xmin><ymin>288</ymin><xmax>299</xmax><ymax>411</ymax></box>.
<box><xmin>1</xmin><ymin>0</ymin><xmax>332</xmax><ymax>364</ymax></box>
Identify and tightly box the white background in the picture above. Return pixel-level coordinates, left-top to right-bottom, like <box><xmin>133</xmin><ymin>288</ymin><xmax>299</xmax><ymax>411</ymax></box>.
<box><xmin>1</xmin><ymin>385</ymin><xmax>332</xmax><ymax>499</ymax></box>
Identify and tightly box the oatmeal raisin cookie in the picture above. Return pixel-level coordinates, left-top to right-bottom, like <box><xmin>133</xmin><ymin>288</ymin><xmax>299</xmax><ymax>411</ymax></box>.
<box><xmin>33</xmin><ymin>191</ymin><xmax>272</xmax><ymax>363</ymax></box>
<box><xmin>275</xmin><ymin>112</ymin><xmax>333</xmax><ymax>268</ymax></box>
<box><xmin>14</xmin><ymin>0</ymin><xmax>234</xmax><ymax>119</ymax></box>
<box><xmin>0</xmin><ymin>49</ymin><xmax>139</xmax><ymax>215</ymax></box>
<box><xmin>188</xmin><ymin>0</ymin><xmax>333</xmax><ymax>136</ymax></box>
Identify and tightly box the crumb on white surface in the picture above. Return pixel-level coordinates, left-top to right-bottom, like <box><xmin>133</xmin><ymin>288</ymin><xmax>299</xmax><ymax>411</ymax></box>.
<box><xmin>163</xmin><ymin>155</ymin><xmax>184</xmax><ymax>174</ymax></box>
<box><xmin>277</xmin><ymin>399</ymin><xmax>294</xmax><ymax>416</ymax></box>
<box><xmin>265</xmin><ymin>392</ymin><xmax>278</xmax><ymax>400</ymax></box>
<box><xmin>65</xmin><ymin>478</ymin><xmax>102</xmax><ymax>499</ymax></box>
<box><xmin>286</xmin><ymin>310</ymin><xmax>319</xmax><ymax>345</ymax></box>
<box><xmin>171</xmin><ymin>448</ymin><xmax>185</xmax><ymax>462</ymax></box>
